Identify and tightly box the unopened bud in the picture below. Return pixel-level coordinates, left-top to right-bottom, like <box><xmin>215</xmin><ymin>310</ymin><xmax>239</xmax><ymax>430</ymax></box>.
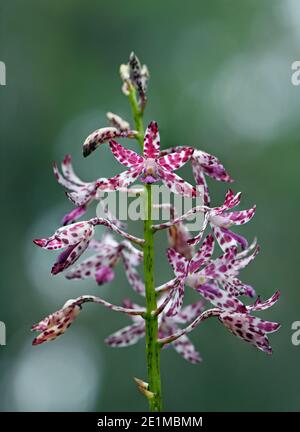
<box><xmin>106</xmin><ymin>112</ymin><xmax>130</xmax><ymax>132</ymax></box>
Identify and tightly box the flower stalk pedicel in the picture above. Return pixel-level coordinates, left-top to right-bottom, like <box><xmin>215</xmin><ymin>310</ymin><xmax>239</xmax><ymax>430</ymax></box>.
<box><xmin>32</xmin><ymin>52</ymin><xmax>281</xmax><ymax>412</ymax></box>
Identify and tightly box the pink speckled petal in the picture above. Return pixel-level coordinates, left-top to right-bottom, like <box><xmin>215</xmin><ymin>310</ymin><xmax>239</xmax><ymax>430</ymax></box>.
<box><xmin>192</xmin><ymin>150</ymin><xmax>233</xmax><ymax>182</ymax></box>
<box><xmin>104</xmin><ymin>165</ymin><xmax>143</xmax><ymax>190</ymax></box>
<box><xmin>62</xmin><ymin>205</ymin><xmax>87</xmax><ymax>225</ymax></box>
<box><xmin>167</xmin><ymin>248</ymin><xmax>189</xmax><ymax>277</ymax></box>
<box><xmin>143</xmin><ymin>121</ymin><xmax>160</xmax><ymax>159</ymax></box>
<box><xmin>105</xmin><ymin>323</ymin><xmax>145</xmax><ymax>347</ymax></box>
<box><xmin>174</xmin><ymin>300</ymin><xmax>205</xmax><ymax>324</ymax></box>
<box><xmin>248</xmin><ymin>291</ymin><xmax>281</xmax><ymax>312</ymax></box>
<box><xmin>219</xmin><ymin>311</ymin><xmax>280</xmax><ymax>354</ymax></box>
<box><xmin>121</xmin><ymin>249</ymin><xmax>145</xmax><ymax>295</ymax></box>
<box><xmin>212</xmin><ymin>226</ymin><xmax>248</xmax><ymax>251</ymax></box>
<box><xmin>165</xmin><ymin>281</ymin><xmax>185</xmax><ymax>317</ymax></box>
<box><xmin>34</xmin><ymin>221</ymin><xmax>95</xmax><ymax>250</ymax></box>
<box><xmin>158</xmin><ymin>166</ymin><xmax>198</xmax><ymax>198</ymax></box>
<box><xmin>196</xmin><ymin>283</ymin><xmax>246</xmax><ymax>313</ymax></box>
<box><xmin>191</xmin><ymin>159</ymin><xmax>210</xmax><ymax>205</ymax></box>
<box><xmin>158</xmin><ymin>147</ymin><xmax>194</xmax><ymax>171</ymax></box>
<box><xmin>172</xmin><ymin>335</ymin><xmax>202</xmax><ymax>364</ymax></box>
<box><xmin>60</xmin><ymin>154</ymin><xmax>85</xmax><ymax>186</ymax></box>
<box><xmin>32</xmin><ymin>299</ymin><xmax>82</xmax><ymax>345</ymax></box>
<box><xmin>83</xmin><ymin>127</ymin><xmax>138</xmax><ymax>157</ymax></box>
<box><xmin>109</xmin><ymin>139</ymin><xmax>144</xmax><ymax>167</ymax></box>
<box><xmin>188</xmin><ymin>234</ymin><xmax>215</xmax><ymax>274</ymax></box>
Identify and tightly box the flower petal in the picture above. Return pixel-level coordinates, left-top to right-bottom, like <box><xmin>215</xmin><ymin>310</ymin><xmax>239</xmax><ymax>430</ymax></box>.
<box><xmin>227</xmin><ymin>206</ymin><xmax>256</xmax><ymax>225</ymax></box>
<box><xmin>212</xmin><ymin>226</ymin><xmax>248</xmax><ymax>251</ymax></box>
<box><xmin>121</xmin><ymin>249</ymin><xmax>145</xmax><ymax>295</ymax></box>
<box><xmin>158</xmin><ymin>147</ymin><xmax>194</xmax><ymax>171</ymax></box>
<box><xmin>83</xmin><ymin>127</ymin><xmax>138</xmax><ymax>157</ymax></box>
<box><xmin>174</xmin><ymin>300</ymin><xmax>205</xmax><ymax>324</ymax></box>
<box><xmin>61</xmin><ymin>154</ymin><xmax>85</xmax><ymax>186</ymax></box>
<box><xmin>158</xmin><ymin>167</ymin><xmax>198</xmax><ymax>198</ymax></box>
<box><xmin>247</xmin><ymin>291</ymin><xmax>281</xmax><ymax>312</ymax></box>
<box><xmin>32</xmin><ymin>299</ymin><xmax>82</xmax><ymax>345</ymax></box>
<box><xmin>192</xmin><ymin>150</ymin><xmax>233</xmax><ymax>182</ymax></box>
<box><xmin>167</xmin><ymin>248</ymin><xmax>189</xmax><ymax>277</ymax></box>
<box><xmin>34</xmin><ymin>221</ymin><xmax>95</xmax><ymax>250</ymax></box>
<box><xmin>191</xmin><ymin>159</ymin><xmax>210</xmax><ymax>205</ymax></box>
<box><xmin>143</xmin><ymin>121</ymin><xmax>160</xmax><ymax>159</ymax></box>
<box><xmin>219</xmin><ymin>312</ymin><xmax>280</xmax><ymax>354</ymax></box>
<box><xmin>109</xmin><ymin>140</ymin><xmax>144</xmax><ymax>167</ymax></box>
<box><xmin>51</xmin><ymin>235</ymin><xmax>91</xmax><ymax>275</ymax></box>
<box><xmin>106</xmin><ymin>112</ymin><xmax>130</xmax><ymax>131</ymax></box>
<box><xmin>104</xmin><ymin>165</ymin><xmax>143</xmax><ymax>190</ymax></box>
<box><xmin>62</xmin><ymin>205</ymin><xmax>87</xmax><ymax>226</ymax></box>
<box><xmin>196</xmin><ymin>283</ymin><xmax>246</xmax><ymax>313</ymax></box>
<box><xmin>165</xmin><ymin>281</ymin><xmax>185</xmax><ymax>317</ymax></box>
<box><xmin>105</xmin><ymin>323</ymin><xmax>145</xmax><ymax>347</ymax></box>
<box><xmin>188</xmin><ymin>234</ymin><xmax>214</xmax><ymax>274</ymax></box>
<box><xmin>172</xmin><ymin>335</ymin><xmax>202</xmax><ymax>364</ymax></box>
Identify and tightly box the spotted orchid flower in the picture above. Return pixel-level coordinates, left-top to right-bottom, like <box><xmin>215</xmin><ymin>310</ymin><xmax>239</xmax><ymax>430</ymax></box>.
<box><xmin>200</xmin><ymin>189</ymin><xmax>257</xmax><ymax>250</ymax></box>
<box><xmin>33</xmin><ymin>218</ymin><xmax>144</xmax><ymax>275</ymax></box>
<box><xmin>161</xmin><ymin>146</ymin><xmax>233</xmax><ymax>205</ymax></box>
<box><xmin>53</xmin><ymin>154</ymin><xmax>114</xmax><ymax>224</ymax></box>
<box><xmin>32</xmin><ymin>295</ymin><xmax>145</xmax><ymax>346</ymax></box>
<box><xmin>153</xmin><ymin>189</ymin><xmax>256</xmax><ymax>249</ymax></box>
<box><xmin>159</xmin><ymin>290</ymin><xmax>280</xmax><ymax>355</ymax></box>
<box><xmin>218</xmin><ymin>290</ymin><xmax>281</xmax><ymax>354</ymax></box>
<box><xmin>164</xmin><ymin>235</ymin><xmax>258</xmax><ymax>316</ymax></box>
<box><xmin>105</xmin><ymin>298</ymin><xmax>204</xmax><ymax>364</ymax></box>
<box><xmin>66</xmin><ymin>233</ymin><xmax>144</xmax><ymax>293</ymax></box>
<box><xmin>106</xmin><ymin>121</ymin><xmax>197</xmax><ymax>197</ymax></box>
<box><xmin>33</xmin><ymin>220</ymin><xmax>96</xmax><ymax>275</ymax></box>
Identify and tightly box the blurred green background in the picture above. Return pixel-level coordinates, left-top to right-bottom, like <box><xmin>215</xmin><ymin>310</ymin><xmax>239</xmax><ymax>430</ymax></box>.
<box><xmin>0</xmin><ymin>0</ymin><xmax>299</xmax><ymax>411</ymax></box>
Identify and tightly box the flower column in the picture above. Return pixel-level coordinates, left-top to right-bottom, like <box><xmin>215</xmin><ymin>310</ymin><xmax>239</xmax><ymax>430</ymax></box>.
<box><xmin>128</xmin><ymin>83</ymin><xmax>162</xmax><ymax>412</ymax></box>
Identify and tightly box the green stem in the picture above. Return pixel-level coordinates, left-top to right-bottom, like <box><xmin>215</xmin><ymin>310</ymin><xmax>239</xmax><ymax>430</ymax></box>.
<box><xmin>143</xmin><ymin>184</ymin><xmax>162</xmax><ymax>412</ymax></box>
<box><xmin>128</xmin><ymin>85</ymin><xmax>163</xmax><ymax>412</ymax></box>
<box><xmin>128</xmin><ymin>84</ymin><xmax>144</xmax><ymax>148</ymax></box>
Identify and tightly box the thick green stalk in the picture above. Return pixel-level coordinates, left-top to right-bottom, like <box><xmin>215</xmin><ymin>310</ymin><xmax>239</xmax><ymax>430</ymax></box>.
<box><xmin>143</xmin><ymin>184</ymin><xmax>162</xmax><ymax>412</ymax></box>
<box><xmin>128</xmin><ymin>86</ymin><xmax>163</xmax><ymax>412</ymax></box>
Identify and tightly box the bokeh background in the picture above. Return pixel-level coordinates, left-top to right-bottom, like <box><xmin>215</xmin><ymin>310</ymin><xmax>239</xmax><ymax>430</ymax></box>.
<box><xmin>0</xmin><ymin>0</ymin><xmax>299</xmax><ymax>412</ymax></box>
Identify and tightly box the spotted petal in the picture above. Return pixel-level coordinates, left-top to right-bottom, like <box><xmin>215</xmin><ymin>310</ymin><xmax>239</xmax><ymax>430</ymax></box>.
<box><xmin>143</xmin><ymin>121</ymin><xmax>160</xmax><ymax>158</ymax></box>
<box><xmin>158</xmin><ymin>147</ymin><xmax>194</xmax><ymax>171</ymax></box>
<box><xmin>105</xmin><ymin>165</ymin><xmax>143</xmax><ymax>190</ymax></box>
<box><xmin>61</xmin><ymin>154</ymin><xmax>85</xmax><ymax>186</ymax></box>
<box><xmin>196</xmin><ymin>283</ymin><xmax>246</xmax><ymax>313</ymax></box>
<box><xmin>32</xmin><ymin>299</ymin><xmax>82</xmax><ymax>345</ymax></box>
<box><xmin>167</xmin><ymin>248</ymin><xmax>189</xmax><ymax>277</ymax></box>
<box><xmin>219</xmin><ymin>312</ymin><xmax>280</xmax><ymax>354</ymax></box>
<box><xmin>188</xmin><ymin>234</ymin><xmax>215</xmax><ymax>274</ymax></box>
<box><xmin>192</xmin><ymin>150</ymin><xmax>233</xmax><ymax>182</ymax></box>
<box><xmin>121</xmin><ymin>249</ymin><xmax>145</xmax><ymax>295</ymax></box>
<box><xmin>192</xmin><ymin>159</ymin><xmax>210</xmax><ymax>205</ymax></box>
<box><xmin>83</xmin><ymin>127</ymin><xmax>138</xmax><ymax>157</ymax></box>
<box><xmin>212</xmin><ymin>226</ymin><xmax>248</xmax><ymax>251</ymax></box>
<box><xmin>172</xmin><ymin>335</ymin><xmax>202</xmax><ymax>364</ymax></box>
<box><xmin>33</xmin><ymin>221</ymin><xmax>95</xmax><ymax>250</ymax></box>
<box><xmin>247</xmin><ymin>291</ymin><xmax>281</xmax><ymax>312</ymax></box>
<box><xmin>109</xmin><ymin>140</ymin><xmax>144</xmax><ymax>167</ymax></box>
<box><xmin>158</xmin><ymin>167</ymin><xmax>197</xmax><ymax>198</ymax></box>
<box><xmin>174</xmin><ymin>300</ymin><xmax>205</xmax><ymax>324</ymax></box>
<box><xmin>105</xmin><ymin>323</ymin><xmax>145</xmax><ymax>347</ymax></box>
